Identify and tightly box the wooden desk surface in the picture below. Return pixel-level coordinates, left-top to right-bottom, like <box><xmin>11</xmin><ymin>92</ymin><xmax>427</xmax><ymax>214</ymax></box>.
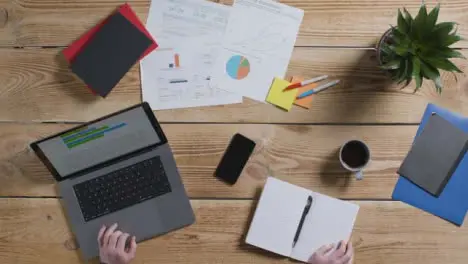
<box><xmin>0</xmin><ymin>0</ymin><xmax>467</xmax><ymax>263</ymax></box>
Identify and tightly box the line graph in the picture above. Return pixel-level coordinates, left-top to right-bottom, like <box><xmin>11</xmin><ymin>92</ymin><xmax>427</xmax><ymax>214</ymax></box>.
<box><xmin>230</xmin><ymin>22</ymin><xmax>290</xmax><ymax>54</ymax></box>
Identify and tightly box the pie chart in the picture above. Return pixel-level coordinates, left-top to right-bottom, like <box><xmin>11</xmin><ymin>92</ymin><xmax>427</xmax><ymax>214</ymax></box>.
<box><xmin>226</xmin><ymin>55</ymin><xmax>250</xmax><ymax>80</ymax></box>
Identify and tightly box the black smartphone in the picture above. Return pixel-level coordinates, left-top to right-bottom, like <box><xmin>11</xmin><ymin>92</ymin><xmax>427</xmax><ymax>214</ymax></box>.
<box><xmin>215</xmin><ymin>133</ymin><xmax>256</xmax><ymax>185</ymax></box>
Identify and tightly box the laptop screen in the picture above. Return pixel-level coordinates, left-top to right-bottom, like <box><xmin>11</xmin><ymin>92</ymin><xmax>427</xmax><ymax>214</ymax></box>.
<box><xmin>34</xmin><ymin>106</ymin><xmax>162</xmax><ymax>179</ymax></box>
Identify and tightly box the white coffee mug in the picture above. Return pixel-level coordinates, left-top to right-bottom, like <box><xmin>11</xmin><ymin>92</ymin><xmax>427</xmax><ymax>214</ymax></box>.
<box><xmin>339</xmin><ymin>140</ymin><xmax>370</xmax><ymax>180</ymax></box>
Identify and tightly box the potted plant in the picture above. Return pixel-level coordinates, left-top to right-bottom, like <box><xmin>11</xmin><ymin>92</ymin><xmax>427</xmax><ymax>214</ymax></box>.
<box><xmin>377</xmin><ymin>4</ymin><xmax>465</xmax><ymax>93</ymax></box>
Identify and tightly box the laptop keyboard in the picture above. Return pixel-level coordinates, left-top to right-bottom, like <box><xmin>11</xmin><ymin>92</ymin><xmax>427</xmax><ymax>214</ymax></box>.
<box><xmin>73</xmin><ymin>156</ymin><xmax>171</xmax><ymax>222</ymax></box>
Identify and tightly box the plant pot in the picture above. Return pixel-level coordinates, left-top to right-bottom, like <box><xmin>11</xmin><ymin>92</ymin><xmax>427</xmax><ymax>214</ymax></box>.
<box><xmin>376</xmin><ymin>28</ymin><xmax>393</xmax><ymax>66</ymax></box>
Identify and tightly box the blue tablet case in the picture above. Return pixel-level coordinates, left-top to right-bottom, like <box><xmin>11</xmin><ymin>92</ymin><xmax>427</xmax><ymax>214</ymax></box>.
<box><xmin>392</xmin><ymin>104</ymin><xmax>468</xmax><ymax>225</ymax></box>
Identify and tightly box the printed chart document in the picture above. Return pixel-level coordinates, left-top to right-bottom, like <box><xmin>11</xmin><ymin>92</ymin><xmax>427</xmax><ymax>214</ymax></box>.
<box><xmin>141</xmin><ymin>0</ymin><xmax>242</xmax><ymax>110</ymax></box>
<box><xmin>210</xmin><ymin>0</ymin><xmax>304</xmax><ymax>102</ymax></box>
<box><xmin>246</xmin><ymin>177</ymin><xmax>359</xmax><ymax>263</ymax></box>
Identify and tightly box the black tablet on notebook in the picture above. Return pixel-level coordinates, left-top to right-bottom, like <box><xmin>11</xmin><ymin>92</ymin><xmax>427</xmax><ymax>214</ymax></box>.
<box><xmin>398</xmin><ymin>113</ymin><xmax>468</xmax><ymax>197</ymax></box>
<box><xmin>71</xmin><ymin>12</ymin><xmax>152</xmax><ymax>97</ymax></box>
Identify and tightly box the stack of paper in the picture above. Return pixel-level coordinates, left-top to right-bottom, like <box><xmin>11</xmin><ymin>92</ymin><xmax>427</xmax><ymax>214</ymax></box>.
<box><xmin>141</xmin><ymin>0</ymin><xmax>242</xmax><ymax>110</ymax></box>
<box><xmin>141</xmin><ymin>0</ymin><xmax>304</xmax><ymax>110</ymax></box>
<box><xmin>210</xmin><ymin>0</ymin><xmax>304</xmax><ymax>102</ymax></box>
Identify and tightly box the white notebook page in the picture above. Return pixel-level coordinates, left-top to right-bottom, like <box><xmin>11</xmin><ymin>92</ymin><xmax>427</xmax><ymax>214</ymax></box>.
<box><xmin>245</xmin><ymin>177</ymin><xmax>310</xmax><ymax>257</ymax></box>
<box><xmin>290</xmin><ymin>192</ymin><xmax>360</xmax><ymax>262</ymax></box>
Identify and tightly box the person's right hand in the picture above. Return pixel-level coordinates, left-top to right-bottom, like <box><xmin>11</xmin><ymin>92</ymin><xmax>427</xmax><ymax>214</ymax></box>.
<box><xmin>98</xmin><ymin>223</ymin><xmax>137</xmax><ymax>264</ymax></box>
<box><xmin>308</xmin><ymin>241</ymin><xmax>354</xmax><ymax>264</ymax></box>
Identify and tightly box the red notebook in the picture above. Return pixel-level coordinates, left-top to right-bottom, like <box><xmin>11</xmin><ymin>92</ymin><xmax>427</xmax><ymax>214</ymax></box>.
<box><xmin>63</xmin><ymin>3</ymin><xmax>158</xmax><ymax>95</ymax></box>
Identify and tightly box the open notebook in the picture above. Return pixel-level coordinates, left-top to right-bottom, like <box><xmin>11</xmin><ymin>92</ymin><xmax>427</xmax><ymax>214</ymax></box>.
<box><xmin>246</xmin><ymin>177</ymin><xmax>359</xmax><ymax>262</ymax></box>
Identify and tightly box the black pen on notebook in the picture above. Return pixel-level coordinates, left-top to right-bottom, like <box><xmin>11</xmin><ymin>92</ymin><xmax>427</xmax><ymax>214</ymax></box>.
<box><xmin>293</xmin><ymin>195</ymin><xmax>313</xmax><ymax>248</ymax></box>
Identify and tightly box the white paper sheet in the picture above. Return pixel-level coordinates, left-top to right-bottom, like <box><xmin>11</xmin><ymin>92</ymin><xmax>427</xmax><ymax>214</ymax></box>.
<box><xmin>290</xmin><ymin>192</ymin><xmax>360</xmax><ymax>263</ymax></box>
<box><xmin>146</xmin><ymin>0</ymin><xmax>231</xmax><ymax>49</ymax></box>
<box><xmin>245</xmin><ymin>177</ymin><xmax>308</xmax><ymax>257</ymax></box>
<box><xmin>141</xmin><ymin>0</ymin><xmax>242</xmax><ymax>110</ymax></box>
<box><xmin>210</xmin><ymin>0</ymin><xmax>304</xmax><ymax>102</ymax></box>
<box><xmin>246</xmin><ymin>177</ymin><xmax>360</xmax><ymax>263</ymax></box>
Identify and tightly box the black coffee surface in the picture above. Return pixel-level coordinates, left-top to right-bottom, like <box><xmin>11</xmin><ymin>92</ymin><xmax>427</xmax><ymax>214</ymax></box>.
<box><xmin>341</xmin><ymin>141</ymin><xmax>369</xmax><ymax>168</ymax></box>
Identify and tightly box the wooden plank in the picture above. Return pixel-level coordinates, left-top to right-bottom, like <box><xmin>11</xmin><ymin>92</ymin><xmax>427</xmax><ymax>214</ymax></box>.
<box><xmin>0</xmin><ymin>123</ymin><xmax>416</xmax><ymax>198</ymax></box>
<box><xmin>0</xmin><ymin>48</ymin><xmax>467</xmax><ymax>123</ymax></box>
<box><xmin>0</xmin><ymin>0</ymin><xmax>467</xmax><ymax>47</ymax></box>
<box><xmin>0</xmin><ymin>198</ymin><xmax>467</xmax><ymax>264</ymax></box>
<box><xmin>0</xmin><ymin>48</ymin><xmax>141</xmax><ymax>122</ymax></box>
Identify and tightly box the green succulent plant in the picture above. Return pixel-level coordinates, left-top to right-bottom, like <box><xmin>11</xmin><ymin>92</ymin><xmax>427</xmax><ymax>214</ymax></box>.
<box><xmin>379</xmin><ymin>4</ymin><xmax>465</xmax><ymax>93</ymax></box>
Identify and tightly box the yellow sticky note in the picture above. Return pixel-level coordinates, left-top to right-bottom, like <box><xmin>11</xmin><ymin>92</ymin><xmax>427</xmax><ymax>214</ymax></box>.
<box><xmin>266</xmin><ymin>77</ymin><xmax>297</xmax><ymax>111</ymax></box>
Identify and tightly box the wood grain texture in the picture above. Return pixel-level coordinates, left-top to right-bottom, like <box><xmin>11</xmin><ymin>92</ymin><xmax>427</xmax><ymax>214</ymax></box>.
<box><xmin>0</xmin><ymin>123</ymin><xmax>416</xmax><ymax>198</ymax></box>
<box><xmin>0</xmin><ymin>0</ymin><xmax>467</xmax><ymax>47</ymax></box>
<box><xmin>0</xmin><ymin>48</ymin><xmax>140</xmax><ymax>122</ymax></box>
<box><xmin>0</xmin><ymin>198</ymin><xmax>467</xmax><ymax>264</ymax></box>
<box><xmin>0</xmin><ymin>48</ymin><xmax>467</xmax><ymax>123</ymax></box>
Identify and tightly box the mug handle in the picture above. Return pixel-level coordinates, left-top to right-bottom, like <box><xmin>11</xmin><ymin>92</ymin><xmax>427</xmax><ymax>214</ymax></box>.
<box><xmin>355</xmin><ymin>171</ymin><xmax>363</xmax><ymax>180</ymax></box>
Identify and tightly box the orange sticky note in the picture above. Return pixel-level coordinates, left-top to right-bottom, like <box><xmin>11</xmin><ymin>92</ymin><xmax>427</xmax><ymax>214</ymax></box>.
<box><xmin>290</xmin><ymin>76</ymin><xmax>315</xmax><ymax>109</ymax></box>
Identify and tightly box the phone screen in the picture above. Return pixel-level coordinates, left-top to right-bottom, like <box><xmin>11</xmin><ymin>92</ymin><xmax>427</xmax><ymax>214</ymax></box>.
<box><xmin>215</xmin><ymin>133</ymin><xmax>256</xmax><ymax>185</ymax></box>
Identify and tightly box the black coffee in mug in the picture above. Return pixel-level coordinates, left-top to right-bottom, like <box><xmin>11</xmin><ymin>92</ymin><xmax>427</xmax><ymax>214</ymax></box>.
<box><xmin>340</xmin><ymin>140</ymin><xmax>370</xmax><ymax>169</ymax></box>
<box><xmin>339</xmin><ymin>140</ymin><xmax>370</xmax><ymax>180</ymax></box>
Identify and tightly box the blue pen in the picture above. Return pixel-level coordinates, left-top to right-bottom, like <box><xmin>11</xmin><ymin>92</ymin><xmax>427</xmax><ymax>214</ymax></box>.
<box><xmin>297</xmin><ymin>80</ymin><xmax>340</xmax><ymax>99</ymax></box>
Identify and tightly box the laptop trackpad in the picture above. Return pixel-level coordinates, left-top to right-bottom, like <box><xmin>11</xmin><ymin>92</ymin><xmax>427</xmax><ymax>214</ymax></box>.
<box><xmin>110</xmin><ymin>198</ymin><xmax>165</xmax><ymax>242</ymax></box>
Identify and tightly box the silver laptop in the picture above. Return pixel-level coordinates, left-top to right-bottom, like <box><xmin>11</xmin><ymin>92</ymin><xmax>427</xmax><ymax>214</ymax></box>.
<box><xmin>30</xmin><ymin>102</ymin><xmax>195</xmax><ymax>260</ymax></box>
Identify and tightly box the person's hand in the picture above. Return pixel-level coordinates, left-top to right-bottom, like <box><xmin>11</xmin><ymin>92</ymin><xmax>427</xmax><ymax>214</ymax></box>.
<box><xmin>97</xmin><ymin>223</ymin><xmax>137</xmax><ymax>264</ymax></box>
<box><xmin>308</xmin><ymin>241</ymin><xmax>354</xmax><ymax>264</ymax></box>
